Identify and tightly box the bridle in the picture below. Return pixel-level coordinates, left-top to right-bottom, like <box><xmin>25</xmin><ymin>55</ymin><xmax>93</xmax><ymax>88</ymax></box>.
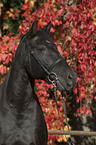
<box><xmin>25</xmin><ymin>37</ymin><xmax>64</xmax><ymax>81</ymax></box>
<box><xmin>26</xmin><ymin>38</ymin><xmax>75</xmax><ymax>145</ymax></box>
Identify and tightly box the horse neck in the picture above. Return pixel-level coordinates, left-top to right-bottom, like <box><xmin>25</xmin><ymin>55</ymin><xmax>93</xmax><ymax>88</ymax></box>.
<box><xmin>5</xmin><ymin>39</ymin><xmax>35</xmax><ymax>111</ymax></box>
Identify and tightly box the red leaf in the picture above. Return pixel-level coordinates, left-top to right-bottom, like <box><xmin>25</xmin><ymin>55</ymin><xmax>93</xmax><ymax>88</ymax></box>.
<box><xmin>74</xmin><ymin>88</ymin><xmax>77</xmax><ymax>94</ymax></box>
<box><xmin>58</xmin><ymin>7</ymin><xmax>65</xmax><ymax>16</ymax></box>
<box><xmin>0</xmin><ymin>65</ymin><xmax>7</xmax><ymax>75</ymax></box>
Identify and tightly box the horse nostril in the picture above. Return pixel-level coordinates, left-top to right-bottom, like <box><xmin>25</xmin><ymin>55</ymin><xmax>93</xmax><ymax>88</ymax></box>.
<box><xmin>68</xmin><ymin>74</ymin><xmax>73</xmax><ymax>80</ymax></box>
<box><xmin>67</xmin><ymin>74</ymin><xmax>73</xmax><ymax>86</ymax></box>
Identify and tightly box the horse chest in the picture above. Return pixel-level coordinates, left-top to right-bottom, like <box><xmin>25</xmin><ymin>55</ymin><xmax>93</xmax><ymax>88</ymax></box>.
<box><xmin>0</xmin><ymin>102</ymin><xmax>47</xmax><ymax>145</ymax></box>
<box><xmin>0</xmin><ymin>110</ymin><xmax>33</xmax><ymax>141</ymax></box>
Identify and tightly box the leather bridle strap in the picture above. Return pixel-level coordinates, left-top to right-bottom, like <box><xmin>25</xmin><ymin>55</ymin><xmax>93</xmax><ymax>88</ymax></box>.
<box><xmin>48</xmin><ymin>57</ymin><xmax>64</xmax><ymax>72</ymax></box>
<box><xmin>53</xmin><ymin>82</ymin><xmax>75</xmax><ymax>145</ymax></box>
<box><xmin>26</xmin><ymin>38</ymin><xmax>49</xmax><ymax>76</ymax></box>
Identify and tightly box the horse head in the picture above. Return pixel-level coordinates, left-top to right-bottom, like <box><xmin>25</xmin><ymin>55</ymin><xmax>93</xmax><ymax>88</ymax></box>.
<box><xmin>25</xmin><ymin>21</ymin><xmax>77</xmax><ymax>95</ymax></box>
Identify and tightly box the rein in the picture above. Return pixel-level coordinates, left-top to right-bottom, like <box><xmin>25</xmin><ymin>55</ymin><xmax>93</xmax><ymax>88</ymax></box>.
<box><xmin>26</xmin><ymin>38</ymin><xmax>75</xmax><ymax>145</ymax></box>
<box><xmin>52</xmin><ymin>81</ymin><xmax>75</xmax><ymax>145</ymax></box>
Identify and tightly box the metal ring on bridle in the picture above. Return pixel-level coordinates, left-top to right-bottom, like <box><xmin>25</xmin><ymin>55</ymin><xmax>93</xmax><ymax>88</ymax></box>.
<box><xmin>47</xmin><ymin>72</ymin><xmax>58</xmax><ymax>85</ymax></box>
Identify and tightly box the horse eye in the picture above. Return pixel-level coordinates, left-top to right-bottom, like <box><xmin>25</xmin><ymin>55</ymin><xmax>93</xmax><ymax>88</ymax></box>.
<box><xmin>38</xmin><ymin>46</ymin><xmax>45</xmax><ymax>51</ymax></box>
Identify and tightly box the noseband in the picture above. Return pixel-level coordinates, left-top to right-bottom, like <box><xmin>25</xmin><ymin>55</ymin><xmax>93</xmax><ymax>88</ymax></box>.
<box><xmin>26</xmin><ymin>38</ymin><xmax>74</xmax><ymax>145</ymax></box>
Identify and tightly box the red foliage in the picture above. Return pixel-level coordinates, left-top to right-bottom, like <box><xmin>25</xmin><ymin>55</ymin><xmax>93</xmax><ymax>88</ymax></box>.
<box><xmin>0</xmin><ymin>0</ymin><xmax>96</xmax><ymax>143</ymax></box>
<box><xmin>0</xmin><ymin>34</ymin><xmax>19</xmax><ymax>74</ymax></box>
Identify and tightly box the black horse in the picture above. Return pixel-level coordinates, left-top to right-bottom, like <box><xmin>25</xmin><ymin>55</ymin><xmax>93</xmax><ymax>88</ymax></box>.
<box><xmin>0</xmin><ymin>21</ymin><xmax>77</xmax><ymax>145</ymax></box>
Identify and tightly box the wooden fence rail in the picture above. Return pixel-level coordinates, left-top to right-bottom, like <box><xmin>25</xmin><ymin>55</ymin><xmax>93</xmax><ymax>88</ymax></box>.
<box><xmin>48</xmin><ymin>130</ymin><xmax>96</xmax><ymax>136</ymax></box>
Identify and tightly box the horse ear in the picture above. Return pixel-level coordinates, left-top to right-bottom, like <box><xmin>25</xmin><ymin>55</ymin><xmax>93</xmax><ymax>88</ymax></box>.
<box><xmin>42</xmin><ymin>21</ymin><xmax>51</xmax><ymax>33</ymax></box>
<box><xmin>31</xmin><ymin>20</ymin><xmax>38</xmax><ymax>34</ymax></box>
<box><xmin>27</xmin><ymin>20</ymin><xmax>38</xmax><ymax>37</ymax></box>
